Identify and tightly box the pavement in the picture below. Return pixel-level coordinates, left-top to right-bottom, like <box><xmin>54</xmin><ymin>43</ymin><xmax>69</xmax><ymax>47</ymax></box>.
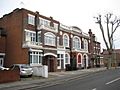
<box><xmin>0</xmin><ymin>67</ymin><xmax>107</xmax><ymax>90</ymax></box>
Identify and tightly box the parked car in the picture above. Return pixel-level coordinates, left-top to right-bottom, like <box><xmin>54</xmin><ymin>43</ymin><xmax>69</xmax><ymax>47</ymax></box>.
<box><xmin>0</xmin><ymin>66</ymin><xmax>9</xmax><ymax>70</ymax></box>
<box><xmin>15</xmin><ymin>64</ymin><xmax>33</xmax><ymax>77</ymax></box>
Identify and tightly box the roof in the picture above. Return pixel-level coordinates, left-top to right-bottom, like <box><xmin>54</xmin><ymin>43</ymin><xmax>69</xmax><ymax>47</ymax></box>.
<box><xmin>72</xmin><ymin>26</ymin><xmax>82</xmax><ymax>33</ymax></box>
<box><xmin>0</xmin><ymin>8</ymin><xmax>60</xmax><ymax>24</ymax></box>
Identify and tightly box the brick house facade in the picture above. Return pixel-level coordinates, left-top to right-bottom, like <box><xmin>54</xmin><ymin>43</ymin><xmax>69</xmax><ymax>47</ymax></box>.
<box><xmin>58</xmin><ymin>24</ymin><xmax>89</xmax><ymax>70</ymax></box>
<box><xmin>88</xmin><ymin>29</ymin><xmax>101</xmax><ymax>67</ymax></box>
<box><xmin>0</xmin><ymin>8</ymin><xmax>101</xmax><ymax>72</ymax></box>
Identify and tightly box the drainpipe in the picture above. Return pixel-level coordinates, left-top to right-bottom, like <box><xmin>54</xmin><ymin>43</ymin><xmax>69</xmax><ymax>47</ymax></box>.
<box><xmin>35</xmin><ymin>12</ymin><xmax>39</xmax><ymax>43</ymax></box>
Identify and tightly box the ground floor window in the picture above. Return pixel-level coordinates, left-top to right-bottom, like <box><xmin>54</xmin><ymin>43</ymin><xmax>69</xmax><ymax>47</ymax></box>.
<box><xmin>65</xmin><ymin>53</ymin><xmax>70</xmax><ymax>64</ymax></box>
<box><xmin>0</xmin><ymin>58</ymin><xmax>3</xmax><ymax>66</ymax></box>
<box><xmin>30</xmin><ymin>51</ymin><xmax>42</xmax><ymax>65</ymax></box>
<box><xmin>57</xmin><ymin>54</ymin><xmax>64</xmax><ymax>68</ymax></box>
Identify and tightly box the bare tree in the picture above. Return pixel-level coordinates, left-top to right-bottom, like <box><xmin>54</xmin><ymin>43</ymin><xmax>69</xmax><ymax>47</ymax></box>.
<box><xmin>94</xmin><ymin>13</ymin><xmax>120</xmax><ymax>69</ymax></box>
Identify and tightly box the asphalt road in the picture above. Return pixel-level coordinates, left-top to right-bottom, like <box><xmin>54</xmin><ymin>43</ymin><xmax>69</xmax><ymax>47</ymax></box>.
<box><xmin>30</xmin><ymin>68</ymin><xmax>120</xmax><ymax>90</ymax></box>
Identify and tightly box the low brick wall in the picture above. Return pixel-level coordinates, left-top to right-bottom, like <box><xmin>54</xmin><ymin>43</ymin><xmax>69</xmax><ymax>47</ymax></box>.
<box><xmin>0</xmin><ymin>67</ymin><xmax>20</xmax><ymax>83</ymax></box>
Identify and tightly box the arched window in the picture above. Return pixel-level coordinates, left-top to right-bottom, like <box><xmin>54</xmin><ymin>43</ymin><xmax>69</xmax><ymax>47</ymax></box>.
<box><xmin>73</xmin><ymin>36</ymin><xmax>81</xmax><ymax>49</ymax></box>
<box><xmin>44</xmin><ymin>32</ymin><xmax>56</xmax><ymax>46</ymax></box>
<box><xmin>84</xmin><ymin>39</ymin><xmax>88</xmax><ymax>50</ymax></box>
<box><xmin>77</xmin><ymin>54</ymin><xmax>81</xmax><ymax>63</ymax></box>
<box><xmin>63</xmin><ymin>34</ymin><xmax>69</xmax><ymax>47</ymax></box>
<box><xmin>65</xmin><ymin>53</ymin><xmax>70</xmax><ymax>64</ymax></box>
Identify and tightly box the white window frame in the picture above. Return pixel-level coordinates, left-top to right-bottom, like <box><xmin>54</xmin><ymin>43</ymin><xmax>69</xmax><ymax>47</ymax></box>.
<box><xmin>25</xmin><ymin>30</ymin><xmax>36</xmax><ymax>45</ymax></box>
<box><xmin>39</xmin><ymin>17</ymin><xmax>58</xmax><ymax>31</ymax></box>
<box><xmin>44</xmin><ymin>32</ymin><xmax>56</xmax><ymax>46</ymax></box>
<box><xmin>39</xmin><ymin>17</ymin><xmax>44</xmax><ymax>25</ymax></box>
<box><xmin>65</xmin><ymin>53</ymin><xmax>70</xmax><ymax>64</ymax></box>
<box><xmin>57</xmin><ymin>37</ymin><xmax>59</xmax><ymax>46</ymax></box>
<box><xmin>63</xmin><ymin>33</ymin><xmax>69</xmax><ymax>47</ymax></box>
<box><xmin>84</xmin><ymin>39</ymin><xmax>88</xmax><ymax>50</ymax></box>
<box><xmin>30</xmin><ymin>51</ymin><xmax>42</xmax><ymax>65</ymax></box>
<box><xmin>38</xmin><ymin>31</ymin><xmax>41</xmax><ymax>43</ymax></box>
<box><xmin>28</xmin><ymin>14</ymin><xmax>35</xmax><ymax>25</ymax></box>
<box><xmin>73</xmin><ymin>36</ymin><xmax>81</xmax><ymax>50</ymax></box>
<box><xmin>57</xmin><ymin>54</ymin><xmax>64</xmax><ymax>68</ymax></box>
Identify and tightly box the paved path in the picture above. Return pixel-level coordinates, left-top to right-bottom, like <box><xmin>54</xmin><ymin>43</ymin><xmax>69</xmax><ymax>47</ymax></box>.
<box><xmin>0</xmin><ymin>67</ymin><xmax>106</xmax><ymax>90</ymax></box>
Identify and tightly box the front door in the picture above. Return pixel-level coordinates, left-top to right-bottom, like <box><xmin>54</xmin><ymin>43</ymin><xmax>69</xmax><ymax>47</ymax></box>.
<box><xmin>43</xmin><ymin>55</ymin><xmax>56</xmax><ymax>72</ymax></box>
<box><xmin>84</xmin><ymin>55</ymin><xmax>86</xmax><ymax>68</ymax></box>
<box><xmin>0</xmin><ymin>58</ymin><xmax>4</xmax><ymax>66</ymax></box>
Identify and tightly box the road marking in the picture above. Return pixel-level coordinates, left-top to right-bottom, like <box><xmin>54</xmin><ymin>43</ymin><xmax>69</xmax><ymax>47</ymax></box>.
<box><xmin>106</xmin><ymin>77</ymin><xmax>120</xmax><ymax>85</ymax></box>
<box><xmin>92</xmin><ymin>88</ymin><xmax>96</xmax><ymax>90</ymax></box>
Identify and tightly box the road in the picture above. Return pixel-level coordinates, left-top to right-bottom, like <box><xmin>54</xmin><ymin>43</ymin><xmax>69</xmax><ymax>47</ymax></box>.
<box><xmin>29</xmin><ymin>68</ymin><xmax>120</xmax><ymax>90</ymax></box>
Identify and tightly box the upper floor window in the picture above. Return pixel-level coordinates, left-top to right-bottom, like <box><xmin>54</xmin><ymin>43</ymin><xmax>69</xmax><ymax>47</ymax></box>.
<box><xmin>44</xmin><ymin>20</ymin><xmax>49</xmax><ymax>27</ymax></box>
<box><xmin>39</xmin><ymin>18</ymin><xmax>50</xmax><ymax>27</ymax></box>
<box><xmin>39</xmin><ymin>18</ymin><xmax>58</xmax><ymax>31</ymax></box>
<box><xmin>37</xmin><ymin>31</ymin><xmax>42</xmax><ymax>43</ymax></box>
<box><xmin>28</xmin><ymin>14</ymin><xmax>35</xmax><ymax>25</ymax></box>
<box><xmin>63</xmin><ymin>34</ymin><xmax>69</xmax><ymax>47</ymax></box>
<box><xmin>81</xmin><ymin>38</ymin><xmax>84</xmax><ymax>49</ymax></box>
<box><xmin>39</xmin><ymin>18</ymin><xmax>44</xmax><ymax>25</ymax></box>
<box><xmin>25</xmin><ymin>30</ymin><xmax>36</xmax><ymax>44</ymax></box>
<box><xmin>84</xmin><ymin>39</ymin><xmax>88</xmax><ymax>50</ymax></box>
<box><xmin>57</xmin><ymin>37</ymin><xmax>59</xmax><ymax>46</ymax></box>
<box><xmin>44</xmin><ymin>32</ymin><xmax>56</xmax><ymax>46</ymax></box>
<box><xmin>73</xmin><ymin>36</ymin><xmax>81</xmax><ymax>50</ymax></box>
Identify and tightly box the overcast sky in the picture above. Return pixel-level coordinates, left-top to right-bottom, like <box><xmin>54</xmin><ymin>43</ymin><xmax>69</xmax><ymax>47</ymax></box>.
<box><xmin>1</xmin><ymin>0</ymin><xmax>120</xmax><ymax>50</ymax></box>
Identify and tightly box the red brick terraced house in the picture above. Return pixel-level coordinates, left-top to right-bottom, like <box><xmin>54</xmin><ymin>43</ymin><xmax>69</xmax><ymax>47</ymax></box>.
<box><xmin>0</xmin><ymin>8</ymin><xmax>100</xmax><ymax>72</ymax></box>
<box><xmin>0</xmin><ymin>8</ymin><xmax>59</xmax><ymax>72</ymax></box>
<box><xmin>88</xmin><ymin>29</ymin><xmax>101</xmax><ymax>67</ymax></box>
<box><xmin>58</xmin><ymin>24</ymin><xmax>90</xmax><ymax>70</ymax></box>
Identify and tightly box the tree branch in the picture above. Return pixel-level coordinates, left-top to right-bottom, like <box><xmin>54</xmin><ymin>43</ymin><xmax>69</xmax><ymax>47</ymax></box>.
<box><xmin>111</xmin><ymin>19</ymin><xmax>120</xmax><ymax>38</ymax></box>
<box><xmin>105</xmin><ymin>14</ymin><xmax>111</xmax><ymax>49</ymax></box>
<box><xmin>95</xmin><ymin>15</ymin><xmax>110</xmax><ymax>50</ymax></box>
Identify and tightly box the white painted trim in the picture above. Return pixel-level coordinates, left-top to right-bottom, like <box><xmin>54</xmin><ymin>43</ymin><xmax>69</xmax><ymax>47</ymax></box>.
<box><xmin>0</xmin><ymin>53</ymin><xmax>5</xmax><ymax>56</ymax></box>
<box><xmin>63</xmin><ymin>33</ymin><xmax>69</xmax><ymax>47</ymax></box>
<box><xmin>44</xmin><ymin>53</ymin><xmax>57</xmax><ymax>57</ymax></box>
<box><xmin>28</xmin><ymin>14</ymin><xmax>35</xmax><ymax>18</ymax></box>
<box><xmin>43</xmin><ymin>47</ymin><xmax>57</xmax><ymax>50</ymax></box>
<box><xmin>29</xmin><ymin>48</ymin><xmax>43</xmax><ymax>52</ymax></box>
<box><xmin>24</xmin><ymin>29</ymin><xmax>36</xmax><ymax>33</ymax></box>
<box><xmin>73</xmin><ymin>36</ymin><xmax>81</xmax><ymax>49</ymax></box>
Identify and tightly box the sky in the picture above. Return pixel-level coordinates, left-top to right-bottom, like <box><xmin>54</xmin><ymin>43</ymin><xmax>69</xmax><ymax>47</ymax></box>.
<box><xmin>1</xmin><ymin>0</ymin><xmax>120</xmax><ymax>50</ymax></box>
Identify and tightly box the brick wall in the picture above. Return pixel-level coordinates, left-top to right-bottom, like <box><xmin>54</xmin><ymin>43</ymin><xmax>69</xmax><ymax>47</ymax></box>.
<box><xmin>0</xmin><ymin>36</ymin><xmax>6</xmax><ymax>53</ymax></box>
<box><xmin>0</xmin><ymin>66</ymin><xmax>20</xmax><ymax>83</ymax></box>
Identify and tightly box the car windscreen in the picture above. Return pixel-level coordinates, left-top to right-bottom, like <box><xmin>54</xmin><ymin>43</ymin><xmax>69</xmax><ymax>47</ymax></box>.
<box><xmin>21</xmin><ymin>65</ymin><xmax>31</xmax><ymax>68</ymax></box>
